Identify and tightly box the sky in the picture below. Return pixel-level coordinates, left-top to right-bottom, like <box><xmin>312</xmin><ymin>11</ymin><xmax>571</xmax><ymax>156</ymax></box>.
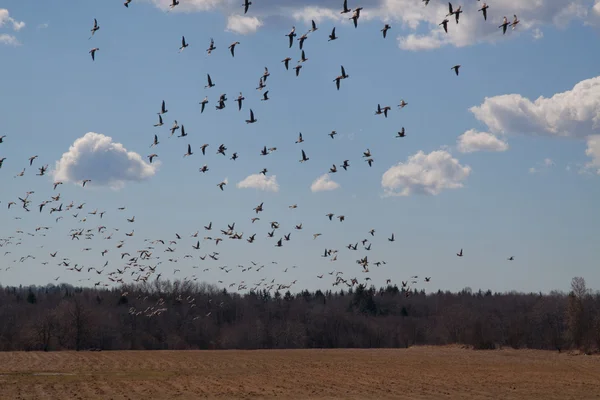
<box><xmin>1</xmin><ymin>0</ymin><xmax>599</xmax><ymax>294</ymax></box>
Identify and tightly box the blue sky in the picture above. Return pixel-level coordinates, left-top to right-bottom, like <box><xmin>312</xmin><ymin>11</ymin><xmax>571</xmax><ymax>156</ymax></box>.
<box><xmin>1</xmin><ymin>0</ymin><xmax>599</xmax><ymax>294</ymax></box>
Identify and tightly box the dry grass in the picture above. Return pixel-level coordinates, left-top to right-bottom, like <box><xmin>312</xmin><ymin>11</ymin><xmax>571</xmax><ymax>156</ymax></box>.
<box><xmin>0</xmin><ymin>347</ymin><xmax>599</xmax><ymax>399</ymax></box>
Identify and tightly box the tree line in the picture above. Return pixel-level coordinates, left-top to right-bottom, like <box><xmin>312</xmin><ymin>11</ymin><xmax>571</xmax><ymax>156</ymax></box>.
<box><xmin>0</xmin><ymin>277</ymin><xmax>598</xmax><ymax>352</ymax></box>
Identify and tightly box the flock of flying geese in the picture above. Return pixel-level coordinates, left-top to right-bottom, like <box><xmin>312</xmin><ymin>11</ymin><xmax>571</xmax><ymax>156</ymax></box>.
<box><xmin>1</xmin><ymin>1</ymin><xmax>519</xmax><ymax>317</ymax></box>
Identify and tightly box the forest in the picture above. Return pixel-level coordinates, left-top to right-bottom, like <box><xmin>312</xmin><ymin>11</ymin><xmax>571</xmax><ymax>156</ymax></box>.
<box><xmin>0</xmin><ymin>277</ymin><xmax>598</xmax><ymax>353</ymax></box>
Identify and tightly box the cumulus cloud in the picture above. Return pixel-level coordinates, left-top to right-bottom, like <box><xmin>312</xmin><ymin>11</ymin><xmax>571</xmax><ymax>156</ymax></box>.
<box><xmin>392</xmin><ymin>0</ymin><xmax>591</xmax><ymax>50</ymax></box>
<box><xmin>382</xmin><ymin>150</ymin><xmax>471</xmax><ymax>196</ymax></box>
<box><xmin>310</xmin><ymin>174</ymin><xmax>340</xmax><ymax>192</ymax></box>
<box><xmin>469</xmin><ymin>76</ymin><xmax>600</xmax><ymax>139</ymax></box>
<box><xmin>145</xmin><ymin>0</ymin><xmax>223</xmax><ymax>12</ymax></box>
<box><xmin>0</xmin><ymin>34</ymin><xmax>19</xmax><ymax>46</ymax></box>
<box><xmin>529</xmin><ymin>158</ymin><xmax>555</xmax><ymax>174</ymax></box>
<box><xmin>584</xmin><ymin>135</ymin><xmax>600</xmax><ymax>174</ymax></box>
<box><xmin>53</xmin><ymin>132</ymin><xmax>158</xmax><ymax>190</ymax></box>
<box><xmin>457</xmin><ymin>129</ymin><xmax>509</xmax><ymax>153</ymax></box>
<box><xmin>0</xmin><ymin>9</ymin><xmax>25</xmax><ymax>31</ymax></box>
<box><xmin>142</xmin><ymin>0</ymin><xmax>596</xmax><ymax>46</ymax></box>
<box><xmin>237</xmin><ymin>173</ymin><xmax>279</xmax><ymax>192</ymax></box>
<box><xmin>226</xmin><ymin>15</ymin><xmax>263</xmax><ymax>34</ymax></box>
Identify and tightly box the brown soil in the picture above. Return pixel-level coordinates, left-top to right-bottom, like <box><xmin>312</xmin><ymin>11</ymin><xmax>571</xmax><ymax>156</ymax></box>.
<box><xmin>0</xmin><ymin>347</ymin><xmax>599</xmax><ymax>399</ymax></box>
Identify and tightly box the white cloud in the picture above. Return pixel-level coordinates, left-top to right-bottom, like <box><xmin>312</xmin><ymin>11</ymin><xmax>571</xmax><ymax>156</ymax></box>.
<box><xmin>52</xmin><ymin>132</ymin><xmax>158</xmax><ymax>190</ymax></box>
<box><xmin>382</xmin><ymin>150</ymin><xmax>471</xmax><ymax>196</ymax></box>
<box><xmin>145</xmin><ymin>0</ymin><xmax>223</xmax><ymax>12</ymax></box>
<box><xmin>391</xmin><ymin>0</ymin><xmax>591</xmax><ymax>50</ymax></box>
<box><xmin>532</xmin><ymin>28</ymin><xmax>544</xmax><ymax>39</ymax></box>
<box><xmin>37</xmin><ymin>22</ymin><xmax>49</xmax><ymax>30</ymax></box>
<box><xmin>529</xmin><ymin>158</ymin><xmax>555</xmax><ymax>174</ymax></box>
<box><xmin>142</xmin><ymin>0</ymin><xmax>597</xmax><ymax>46</ymax></box>
<box><xmin>457</xmin><ymin>129</ymin><xmax>509</xmax><ymax>153</ymax></box>
<box><xmin>586</xmin><ymin>0</ymin><xmax>600</xmax><ymax>25</ymax></box>
<box><xmin>584</xmin><ymin>135</ymin><xmax>600</xmax><ymax>174</ymax></box>
<box><xmin>398</xmin><ymin>34</ymin><xmax>443</xmax><ymax>51</ymax></box>
<box><xmin>226</xmin><ymin>15</ymin><xmax>263</xmax><ymax>34</ymax></box>
<box><xmin>0</xmin><ymin>34</ymin><xmax>19</xmax><ymax>46</ymax></box>
<box><xmin>469</xmin><ymin>76</ymin><xmax>600</xmax><ymax>139</ymax></box>
<box><xmin>0</xmin><ymin>9</ymin><xmax>25</xmax><ymax>31</ymax></box>
<box><xmin>237</xmin><ymin>173</ymin><xmax>279</xmax><ymax>192</ymax></box>
<box><xmin>310</xmin><ymin>174</ymin><xmax>340</xmax><ymax>192</ymax></box>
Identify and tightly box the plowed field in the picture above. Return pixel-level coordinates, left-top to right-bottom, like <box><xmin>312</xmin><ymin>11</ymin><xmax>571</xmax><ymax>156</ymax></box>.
<box><xmin>0</xmin><ymin>347</ymin><xmax>599</xmax><ymax>399</ymax></box>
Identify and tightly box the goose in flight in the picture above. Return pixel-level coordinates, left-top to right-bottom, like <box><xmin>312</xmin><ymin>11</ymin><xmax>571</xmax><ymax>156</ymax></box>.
<box><xmin>184</xmin><ymin>144</ymin><xmax>193</xmax><ymax>157</ymax></box>
<box><xmin>217</xmin><ymin>181</ymin><xmax>227</xmax><ymax>191</ymax></box>
<box><xmin>298</xmin><ymin>33</ymin><xmax>308</xmax><ymax>50</ymax></box>
<box><xmin>0</xmin><ymin>135</ymin><xmax>5</xmax><ymax>143</ymax></box>
<box><xmin>340</xmin><ymin>65</ymin><xmax>349</xmax><ymax>79</ymax></box>
<box><xmin>37</xmin><ymin>165</ymin><xmax>48</xmax><ymax>176</ymax></box>
<box><xmin>350</xmin><ymin>7</ymin><xmax>363</xmax><ymax>28</ymax></box>
<box><xmin>341</xmin><ymin>0</ymin><xmax>351</xmax><ymax>14</ymax></box>
<box><xmin>388</xmin><ymin>233</ymin><xmax>395</xmax><ymax>242</ymax></box>
<box><xmin>299</xmin><ymin>50</ymin><xmax>308</xmax><ymax>63</ymax></box>
<box><xmin>148</xmin><ymin>154</ymin><xmax>158</xmax><ymax>163</ymax></box>
<box><xmin>508</xmin><ymin>256</ymin><xmax>514</xmax><ymax>261</ymax></box>
<box><xmin>82</xmin><ymin>179</ymin><xmax>91</xmax><ymax>187</ymax></box>
<box><xmin>256</xmin><ymin>77</ymin><xmax>266</xmax><ymax>90</ymax></box>
<box><xmin>200</xmin><ymin>97</ymin><xmax>208</xmax><ymax>113</ymax></box>
<box><xmin>229</xmin><ymin>41</ymin><xmax>240</xmax><ymax>57</ymax></box>
<box><xmin>453</xmin><ymin>5</ymin><xmax>462</xmax><ymax>23</ymax></box>
<box><xmin>205</xmin><ymin>74</ymin><xmax>215</xmax><ymax>89</ymax></box>
<box><xmin>310</xmin><ymin>20</ymin><xmax>318</xmax><ymax>32</ymax></box>
<box><xmin>457</xmin><ymin>248</ymin><xmax>463</xmax><ymax>257</ymax></box>
<box><xmin>158</xmin><ymin>100</ymin><xmax>168</xmax><ymax>115</ymax></box>
<box><xmin>381</xmin><ymin>24</ymin><xmax>391</xmax><ymax>38</ymax></box>
<box><xmin>29</xmin><ymin>155</ymin><xmax>38</xmax><ymax>165</ymax></box>
<box><xmin>89</xmin><ymin>18</ymin><xmax>99</xmax><ymax>39</ymax></box>
<box><xmin>169</xmin><ymin>120</ymin><xmax>179</xmax><ymax>137</ymax></box>
<box><xmin>299</xmin><ymin>149</ymin><xmax>309</xmax><ymax>162</ymax></box>
<box><xmin>334</xmin><ymin>75</ymin><xmax>343</xmax><ymax>90</ymax></box>
<box><xmin>399</xmin><ymin>99</ymin><xmax>408</xmax><ymax>108</ymax></box>
<box><xmin>168</xmin><ymin>0</ymin><xmax>179</xmax><ymax>11</ymax></box>
<box><xmin>154</xmin><ymin>114</ymin><xmax>163</xmax><ymax>127</ymax></box>
<box><xmin>243</xmin><ymin>0</ymin><xmax>252</xmax><ymax>14</ymax></box>
<box><xmin>440</xmin><ymin>19</ymin><xmax>449</xmax><ymax>33</ymax></box>
<box><xmin>328</xmin><ymin>27</ymin><xmax>338</xmax><ymax>41</ymax></box>
<box><xmin>286</xmin><ymin>27</ymin><xmax>297</xmax><ymax>48</ymax></box>
<box><xmin>199</xmin><ymin>164</ymin><xmax>209</xmax><ymax>173</ymax></box>
<box><xmin>89</xmin><ymin>47</ymin><xmax>99</xmax><ymax>61</ymax></box>
<box><xmin>179</xmin><ymin>36</ymin><xmax>189</xmax><ymax>52</ymax></box>
<box><xmin>511</xmin><ymin>15</ymin><xmax>520</xmax><ymax>29</ymax></box>
<box><xmin>396</xmin><ymin>127</ymin><xmax>406</xmax><ymax>138</ymax></box>
<box><xmin>478</xmin><ymin>3</ymin><xmax>489</xmax><ymax>21</ymax></box>
<box><xmin>177</xmin><ymin>125</ymin><xmax>187</xmax><ymax>137</ymax></box>
<box><xmin>499</xmin><ymin>16</ymin><xmax>509</xmax><ymax>34</ymax></box>
<box><xmin>124</xmin><ymin>0</ymin><xmax>131</xmax><ymax>6</ymax></box>
<box><xmin>329</xmin><ymin>130</ymin><xmax>337</xmax><ymax>139</ymax></box>
<box><xmin>216</xmin><ymin>94</ymin><xmax>227</xmax><ymax>110</ymax></box>
<box><xmin>295</xmin><ymin>133</ymin><xmax>304</xmax><ymax>143</ymax></box>
<box><xmin>261</xmin><ymin>91</ymin><xmax>270</xmax><ymax>101</ymax></box>
<box><xmin>206</xmin><ymin>38</ymin><xmax>216</xmax><ymax>54</ymax></box>
<box><xmin>282</xmin><ymin>57</ymin><xmax>292</xmax><ymax>70</ymax></box>
<box><xmin>246</xmin><ymin>109</ymin><xmax>257</xmax><ymax>123</ymax></box>
<box><xmin>451</xmin><ymin>65</ymin><xmax>461</xmax><ymax>76</ymax></box>
<box><xmin>236</xmin><ymin>92</ymin><xmax>245</xmax><ymax>111</ymax></box>
<box><xmin>294</xmin><ymin>64</ymin><xmax>302</xmax><ymax>77</ymax></box>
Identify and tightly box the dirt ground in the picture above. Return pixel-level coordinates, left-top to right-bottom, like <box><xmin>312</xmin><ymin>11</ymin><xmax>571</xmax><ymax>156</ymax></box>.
<box><xmin>0</xmin><ymin>346</ymin><xmax>599</xmax><ymax>399</ymax></box>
